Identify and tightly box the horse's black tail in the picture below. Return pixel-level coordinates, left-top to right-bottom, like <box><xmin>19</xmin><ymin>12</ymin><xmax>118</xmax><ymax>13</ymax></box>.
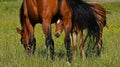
<box><xmin>90</xmin><ymin>3</ymin><xmax>107</xmax><ymax>27</ymax></box>
<box><xmin>66</xmin><ymin>0</ymin><xmax>100</xmax><ymax>46</ymax></box>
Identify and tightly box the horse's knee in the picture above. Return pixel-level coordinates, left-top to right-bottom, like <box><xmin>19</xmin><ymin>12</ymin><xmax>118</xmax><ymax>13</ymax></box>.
<box><xmin>64</xmin><ymin>36</ymin><xmax>71</xmax><ymax>48</ymax></box>
<box><xmin>46</xmin><ymin>34</ymin><xmax>53</xmax><ymax>45</ymax></box>
<box><xmin>29</xmin><ymin>36</ymin><xmax>36</xmax><ymax>46</ymax></box>
<box><xmin>42</xmin><ymin>18</ymin><xmax>51</xmax><ymax>35</ymax></box>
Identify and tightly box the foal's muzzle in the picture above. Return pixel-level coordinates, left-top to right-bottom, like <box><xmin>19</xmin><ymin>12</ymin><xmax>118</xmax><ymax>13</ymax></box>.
<box><xmin>55</xmin><ymin>32</ymin><xmax>60</xmax><ymax>38</ymax></box>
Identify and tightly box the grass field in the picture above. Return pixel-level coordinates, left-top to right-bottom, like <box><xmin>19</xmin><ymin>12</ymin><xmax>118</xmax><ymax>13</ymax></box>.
<box><xmin>0</xmin><ymin>1</ymin><xmax>120</xmax><ymax>67</ymax></box>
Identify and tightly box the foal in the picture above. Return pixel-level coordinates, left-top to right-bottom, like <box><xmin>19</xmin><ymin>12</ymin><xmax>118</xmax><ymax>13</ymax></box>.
<box><xmin>55</xmin><ymin>3</ymin><xmax>106</xmax><ymax>60</ymax></box>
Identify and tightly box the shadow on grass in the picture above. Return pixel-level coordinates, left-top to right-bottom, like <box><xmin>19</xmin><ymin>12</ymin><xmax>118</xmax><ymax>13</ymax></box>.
<box><xmin>37</xmin><ymin>48</ymin><xmax>66</xmax><ymax>61</ymax></box>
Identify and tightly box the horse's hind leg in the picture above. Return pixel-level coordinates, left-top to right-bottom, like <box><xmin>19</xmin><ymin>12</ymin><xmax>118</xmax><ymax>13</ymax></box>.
<box><xmin>79</xmin><ymin>30</ymin><xmax>85</xmax><ymax>60</ymax></box>
<box><xmin>42</xmin><ymin>18</ymin><xmax>54</xmax><ymax>60</ymax></box>
<box><xmin>71</xmin><ymin>31</ymin><xmax>77</xmax><ymax>60</ymax></box>
<box><xmin>97</xmin><ymin>29</ymin><xmax>103</xmax><ymax>56</ymax></box>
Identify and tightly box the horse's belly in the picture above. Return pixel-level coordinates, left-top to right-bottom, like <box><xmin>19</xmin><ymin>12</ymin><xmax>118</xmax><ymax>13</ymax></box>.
<box><xmin>28</xmin><ymin>9</ymin><xmax>39</xmax><ymax>21</ymax></box>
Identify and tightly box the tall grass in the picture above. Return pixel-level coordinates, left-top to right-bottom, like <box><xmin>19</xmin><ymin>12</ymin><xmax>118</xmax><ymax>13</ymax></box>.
<box><xmin>0</xmin><ymin>1</ymin><xmax>120</xmax><ymax>67</ymax></box>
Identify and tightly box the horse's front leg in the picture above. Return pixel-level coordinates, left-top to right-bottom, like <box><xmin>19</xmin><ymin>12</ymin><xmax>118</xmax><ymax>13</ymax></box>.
<box><xmin>63</xmin><ymin>19</ymin><xmax>72</xmax><ymax>63</ymax></box>
<box><xmin>42</xmin><ymin>18</ymin><xmax>54</xmax><ymax>60</ymax></box>
<box><xmin>25</xmin><ymin>18</ymin><xmax>36</xmax><ymax>55</ymax></box>
<box><xmin>18</xmin><ymin>15</ymin><xmax>36</xmax><ymax>55</ymax></box>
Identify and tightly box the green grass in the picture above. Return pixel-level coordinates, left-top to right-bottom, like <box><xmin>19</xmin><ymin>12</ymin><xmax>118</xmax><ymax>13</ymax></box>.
<box><xmin>0</xmin><ymin>1</ymin><xmax>120</xmax><ymax>67</ymax></box>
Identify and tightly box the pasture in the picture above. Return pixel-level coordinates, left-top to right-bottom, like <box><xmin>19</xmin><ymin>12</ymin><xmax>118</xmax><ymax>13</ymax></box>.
<box><xmin>0</xmin><ymin>0</ymin><xmax>120</xmax><ymax>67</ymax></box>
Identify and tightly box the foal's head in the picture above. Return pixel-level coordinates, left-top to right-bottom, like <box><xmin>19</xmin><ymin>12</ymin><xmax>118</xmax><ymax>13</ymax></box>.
<box><xmin>55</xmin><ymin>19</ymin><xmax>64</xmax><ymax>38</ymax></box>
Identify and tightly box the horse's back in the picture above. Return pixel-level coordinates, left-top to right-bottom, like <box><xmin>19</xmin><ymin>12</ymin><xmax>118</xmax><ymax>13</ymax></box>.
<box><xmin>36</xmin><ymin>0</ymin><xmax>59</xmax><ymax>18</ymax></box>
<box><xmin>23</xmin><ymin>0</ymin><xmax>59</xmax><ymax>21</ymax></box>
<box><xmin>23</xmin><ymin>0</ymin><xmax>39</xmax><ymax>20</ymax></box>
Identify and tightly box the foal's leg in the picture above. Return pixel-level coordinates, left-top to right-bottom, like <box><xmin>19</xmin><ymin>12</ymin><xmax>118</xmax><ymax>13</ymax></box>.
<box><xmin>42</xmin><ymin>18</ymin><xmax>54</xmax><ymax>60</ymax></box>
<box><xmin>71</xmin><ymin>31</ymin><xmax>77</xmax><ymax>60</ymax></box>
<box><xmin>79</xmin><ymin>30</ymin><xmax>85</xmax><ymax>60</ymax></box>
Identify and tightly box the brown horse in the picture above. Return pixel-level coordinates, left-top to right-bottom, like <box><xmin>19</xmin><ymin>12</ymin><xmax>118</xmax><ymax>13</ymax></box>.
<box><xmin>55</xmin><ymin>3</ymin><xmax>106</xmax><ymax>60</ymax></box>
<box><xmin>17</xmin><ymin>0</ymin><xmax>72</xmax><ymax>62</ymax></box>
